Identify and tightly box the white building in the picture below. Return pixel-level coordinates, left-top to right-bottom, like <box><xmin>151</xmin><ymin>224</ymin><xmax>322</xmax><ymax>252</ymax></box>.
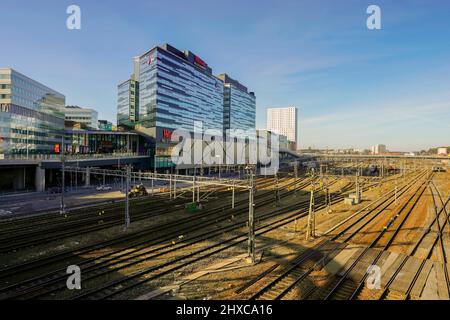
<box><xmin>437</xmin><ymin>147</ymin><xmax>448</xmax><ymax>156</ymax></box>
<box><xmin>64</xmin><ymin>106</ymin><xmax>98</xmax><ymax>129</ymax></box>
<box><xmin>371</xmin><ymin>144</ymin><xmax>387</xmax><ymax>155</ymax></box>
<box><xmin>267</xmin><ymin>107</ymin><xmax>298</xmax><ymax>149</ymax></box>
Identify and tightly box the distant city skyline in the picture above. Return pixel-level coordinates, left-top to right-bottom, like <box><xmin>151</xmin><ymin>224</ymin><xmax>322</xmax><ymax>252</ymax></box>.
<box><xmin>1</xmin><ymin>0</ymin><xmax>449</xmax><ymax>151</ymax></box>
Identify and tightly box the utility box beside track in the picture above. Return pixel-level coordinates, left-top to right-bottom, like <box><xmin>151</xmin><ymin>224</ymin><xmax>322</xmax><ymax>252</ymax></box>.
<box><xmin>185</xmin><ymin>202</ymin><xmax>203</xmax><ymax>213</ymax></box>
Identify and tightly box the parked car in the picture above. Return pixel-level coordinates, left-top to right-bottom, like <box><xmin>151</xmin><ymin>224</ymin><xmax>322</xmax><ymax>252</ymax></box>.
<box><xmin>96</xmin><ymin>185</ymin><xmax>112</xmax><ymax>191</ymax></box>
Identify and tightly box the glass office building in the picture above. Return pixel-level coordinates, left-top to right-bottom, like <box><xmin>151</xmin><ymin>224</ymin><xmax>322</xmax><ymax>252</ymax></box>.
<box><xmin>117</xmin><ymin>78</ymin><xmax>139</xmax><ymax>129</ymax></box>
<box><xmin>64</xmin><ymin>106</ymin><xmax>98</xmax><ymax>129</ymax></box>
<box><xmin>98</xmin><ymin>120</ymin><xmax>113</xmax><ymax>131</ymax></box>
<box><xmin>137</xmin><ymin>44</ymin><xmax>224</xmax><ymax>169</ymax></box>
<box><xmin>217</xmin><ymin>73</ymin><xmax>256</xmax><ymax>132</ymax></box>
<box><xmin>0</xmin><ymin>68</ymin><xmax>65</xmax><ymax>156</ymax></box>
<box><xmin>64</xmin><ymin>129</ymin><xmax>139</xmax><ymax>155</ymax></box>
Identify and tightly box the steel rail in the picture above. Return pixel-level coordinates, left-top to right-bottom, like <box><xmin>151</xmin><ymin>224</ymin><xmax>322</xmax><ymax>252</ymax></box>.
<box><xmin>0</xmin><ymin>177</ymin><xmax>319</xmax><ymax>297</ymax></box>
<box><xmin>0</xmin><ymin>177</ymin><xmax>305</xmax><ymax>279</ymax></box>
<box><xmin>0</xmin><ymin>177</ymin><xmax>297</xmax><ymax>253</ymax></box>
<box><xmin>322</xmin><ymin>173</ymin><xmax>431</xmax><ymax>300</ymax></box>
<box><xmin>236</xmin><ymin>170</ymin><xmax>427</xmax><ymax>300</ymax></box>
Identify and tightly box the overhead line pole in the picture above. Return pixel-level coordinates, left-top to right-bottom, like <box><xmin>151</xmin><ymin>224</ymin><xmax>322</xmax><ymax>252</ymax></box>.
<box><xmin>60</xmin><ymin>134</ymin><xmax>66</xmax><ymax>215</ymax></box>
<box><xmin>306</xmin><ymin>169</ymin><xmax>316</xmax><ymax>241</ymax></box>
<box><xmin>248</xmin><ymin>167</ymin><xmax>255</xmax><ymax>263</ymax></box>
<box><xmin>192</xmin><ymin>175</ymin><xmax>196</xmax><ymax>203</ymax></box>
<box><xmin>125</xmin><ymin>165</ymin><xmax>131</xmax><ymax>230</ymax></box>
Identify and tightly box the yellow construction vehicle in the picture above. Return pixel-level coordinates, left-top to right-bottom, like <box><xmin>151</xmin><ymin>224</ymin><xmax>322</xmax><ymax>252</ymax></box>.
<box><xmin>128</xmin><ymin>184</ymin><xmax>148</xmax><ymax>198</ymax></box>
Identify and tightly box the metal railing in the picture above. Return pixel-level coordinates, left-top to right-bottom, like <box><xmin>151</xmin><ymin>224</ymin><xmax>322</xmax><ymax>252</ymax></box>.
<box><xmin>63</xmin><ymin>166</ymin><xmax>252</xmax><ymax>189</ymax></box>
<box><xmin>0</xmin><ymin>152</ymin><xmax>149</xmax><ymax>161</ymax></box>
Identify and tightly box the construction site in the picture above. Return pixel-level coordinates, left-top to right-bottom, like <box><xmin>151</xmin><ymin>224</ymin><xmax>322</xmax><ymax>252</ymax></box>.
<box><xmin>0</xmin><ymin>157</ymin><xmax>449</xmax><ymax>301</ymax></box>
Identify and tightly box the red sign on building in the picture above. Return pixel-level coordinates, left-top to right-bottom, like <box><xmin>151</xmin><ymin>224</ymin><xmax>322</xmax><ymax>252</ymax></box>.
<box><xmin>162</xmin><ymin>129</ymin><xmax>172</xmax><ymax>139</ymax></box>
<box><xmin>194</xmin><ymin>56</ymin><xmax>206</xmax><ymax>68</ymax></box>
<box><xmin>54</xmin><ymin>144</ymin><xmax>60</xmax><ymax>153</ymax></box>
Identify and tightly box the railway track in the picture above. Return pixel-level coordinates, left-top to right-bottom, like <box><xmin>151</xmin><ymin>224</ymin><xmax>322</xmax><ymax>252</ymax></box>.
<box><xmin>0</xmin><ymin>171</ymin><xmax>392</xmax><ymax>300</ymax></box>
<box><xmin>234</xmin><ymin>170</ymin><xmax>431</xmax><ymax>300</ymax></box>
<box><xmin>0</xmin><ymin>178</ymin><xmax>309</xmax><ymax>275</ymax></box>
<box><xmin>0</xmin><ymin>176</ymin><xmax>277</xmax><ymax>230</ymax></box>
<box><xmin>0</xmin><ymin>176</ymin><xmax>326</xmax><ymax>299</ymax></box>
<box><xmin>0</xmin><ymin>177</ymin><xmax>289</xmax><ymax>253</ymax></box>
<box><xmin>373</xmin><ymin>181</ymin><xmax>450</xmax><ymax>300</ymax></box>
<box><xmin>320</xmin><ymin>172</ymin><xmax>432</xmax><ymax>300</ymax></box>
<box><xmin>0</xmin><ymin>175</ymin><xmax>279</xmax><ymax>228</ymax></box>
<box><xmin>63</xmin><ymin>180</ymin><xmax>356</xmax><ymax>300</ymax></box>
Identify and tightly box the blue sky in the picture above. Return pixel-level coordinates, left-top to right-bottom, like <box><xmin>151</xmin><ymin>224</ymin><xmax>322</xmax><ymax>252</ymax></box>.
<box><xmin>1</xmin><ymin>0</ymin><xmax>449</xmax><ymax>151</ymax></box>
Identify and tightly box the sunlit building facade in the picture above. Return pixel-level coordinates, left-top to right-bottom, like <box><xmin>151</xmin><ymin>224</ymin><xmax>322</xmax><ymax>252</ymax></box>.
<box><xmin>64</xmin><ymin>106</ymin><xmax>98</xmax><ymax>129</ymax></box>
<box><xmin>117</xmin><ymin>77</ymin><xmax>139</xmax><ymax>129</ymax></box>
<box><xmin>267</xmin><ymin>107</ymin><xmax>298</xmax><ymax>150</ymax></box>
<box><xmin>137</xmin><ymin>44</ymin><xmax>224</xmax><ymax>169</ymax></box>
<box><xmin>0</xmin><ymin>68</ymin><xmax>65</xmax><ymax>156</ymax></box>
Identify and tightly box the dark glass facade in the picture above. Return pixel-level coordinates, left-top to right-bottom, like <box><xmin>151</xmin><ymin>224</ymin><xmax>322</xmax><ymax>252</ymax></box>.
<box><xmin>64</xmin><ymin>130</ymin><xmax>139</xmax><ymax>155</ymax></box>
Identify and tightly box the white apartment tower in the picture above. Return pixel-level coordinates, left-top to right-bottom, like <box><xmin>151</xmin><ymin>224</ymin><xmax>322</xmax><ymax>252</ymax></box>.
<box><xmin>371</xmin><ymin>144</ymin><xmax>387</xmax><ymax>155</ymax></box>
<box><xmin>267</xmin><ymin>107</ymin><xmax>298</xmax><ymax>148</ymax></box>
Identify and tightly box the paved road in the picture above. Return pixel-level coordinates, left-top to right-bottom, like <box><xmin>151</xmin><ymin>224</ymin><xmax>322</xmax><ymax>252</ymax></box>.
<box><xmin>0</xmin><ymin>180</ymin><xmax>173</xmax><ymax>218</ymax></box>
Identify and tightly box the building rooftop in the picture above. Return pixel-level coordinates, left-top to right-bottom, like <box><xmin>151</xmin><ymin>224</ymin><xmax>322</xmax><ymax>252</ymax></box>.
<box><xmin>0</xmin><ymin>67</ymin><xmax>65</xmax><ymax>98</ymax></box>
<box><xmin>65</xmin><ymin>105</ymin><xmax>97</xmax><ymax>112</ymax></box>
<box><xmin>139</xmin><ymin>43</ymin><xmax>214</xmax><ymax>75</ymax></box>
<box><xmin>216</xmin><ymin>73</ymin><xmax>252</xmax><ymax>94</ymax></box>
